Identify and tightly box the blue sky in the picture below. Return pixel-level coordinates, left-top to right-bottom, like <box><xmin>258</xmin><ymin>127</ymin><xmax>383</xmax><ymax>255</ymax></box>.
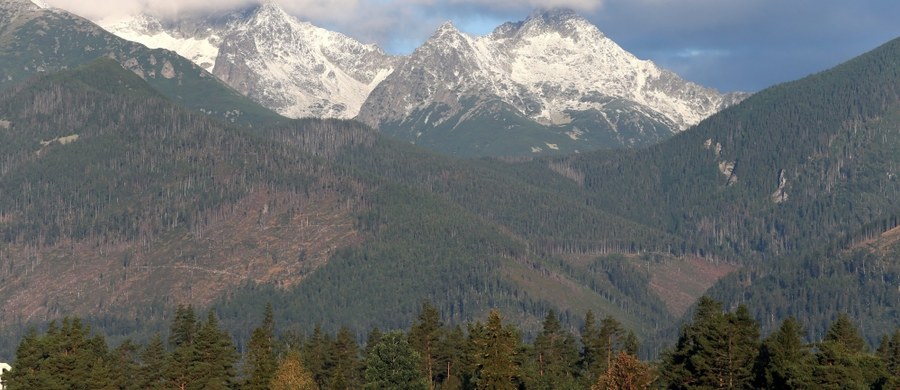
<box><xmin>48</xmin><ymin>0</ymin><xmax>900</xmax><ymax>92</ymax></box>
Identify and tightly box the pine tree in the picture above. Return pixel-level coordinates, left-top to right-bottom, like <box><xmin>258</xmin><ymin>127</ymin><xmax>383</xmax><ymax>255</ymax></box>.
<box><xmin>4</xmin><ymin>328</ymin><xmax>62</xmax><ymax>390</ymax></box>
<box><xmin>409</xmin><ymin>301</ymin><xmax>444</xmax><ymax>390</ymax></box>
<box><xmin>581</xmin><ymin>310</ymin><xmax>601</xmax><ymax>380</ymax></box>
<box><xmin>813</xmin><ymin>314</ymin><xmax>887</xmax><ymax>388</ymax></box>
<box><xmin>438</xmin><ymin>325</ymin><xmax>466</xmax><ymax>389</ymax></box>
<box><xmin>470</xmin><ymin>309</ymin><xmax>521</xmax><ymax>390</ymax></box>
<box><xmin>329</xmin><ymin>326</ymin><xmax>362</xmax><ymax>389</ymax></box>
<box><xmin>364</xmin><ymin>330</ymin><xmax>428</xmax><ymax>389</ymax></box>
<box><xmin>661</xmin><ymin>297</ymin><xmax>760</xmax><ymax>389</ymax></box>
<box><xmin>304</xmin><ymin>324</ymin><xmax>332</xmax><ymax>389</ymax></box>
<box><xmin>878</xmin><ymin>329</ymin><xmax>900</xmax><ymax>381</ymax></box>
<box><xmin>243</xmin><ymin>303</ymin><xmax>278</xmax><ymax>390</ymax></box>
<box><xmin>169</xmin><ymin>305</ymin><xmax>198</xmax><ymax>349</ymax></box>
<box><xmin>194</xmin><ymin>310</ymin><xmax>238</xmax><ymax>389</ymax></box>
<box><xmin>753</xmin><ymin>316</ymin><xmax>813</xmax><ymax>388</ymax></box>
<box><xmin>364</xmin><ymin>326</ymin><xmax>384</xmax><ymax>361</ymax></box>
<box><xmin>136</xmin><ymin>334</ymin><xmax>167</xmax><ymax>390</ymax></box>
<box><xmin>531</xmin><ymin>310</ymin><xmax>579</xmax><ymax>389</ymax></box>
<box><xmin>107</xmin><ymin>339</ymin><xmax>139</xmax><ymax>390</ymax></box>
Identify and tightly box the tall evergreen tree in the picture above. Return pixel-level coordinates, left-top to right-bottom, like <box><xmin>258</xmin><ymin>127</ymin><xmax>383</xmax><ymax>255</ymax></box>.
<box><xmin>169</xmin><ymin>305</ymin><xmax>198</xmax><ymax>349</ymax></box>
<box><xmin>753</xmin><ymin>316</ymin><xmax>813</xmax><ymax>389</ymax></box>
<box><xmin>329</xmin><ymin>326</ymin><xmax>362</xmax><ymax>389</ymax></box>
<box><xmin>877</xmin><ymin>328</ymin><xmax>900</xmax><ymax>382</ymax></box>
<box><xmin>531</xmin><ymin>310</ymin><xmax>580</xmax><ymax>389</ymax></box>
<box><xmin>243</xmin><ymin>303</ymin><xmax>278</xmax><ymax>390</ymax></box>
<box><xmin>303</xmin><ymin>324</ymin><xmax>332</xmax><ymax>389</ymax></box>
<box><xmin>470</xmin><ymin>309</ymin><xmax>521</xmax><ymax>390</ymax></box>
<box><xmin>194</xmin><ymin>310</ymin><xmax>239</xmax><ymax>389</ymax></box>
<box><xmin>365</xmin><ymin>330</ymin><xmax>428</xmax><ymax>389</ymax></box>
<box><xmin>137</xmin><ymin>334</ymin><xmax>168</xmax><ymax>390</ymax></box>
<box><xmin>813</xmin><ymin>314</ymin><xmax>887</xmax><ymax>389</ymax></box>
<box><xmin>409</xmin><ymin>301</ymin><xmax>444</xmax><ymax>390</ymax></box>
<box><xmin>662</xmin><ymin>297</ymin><xmax>760</xmax><ymax>389</ymax></box>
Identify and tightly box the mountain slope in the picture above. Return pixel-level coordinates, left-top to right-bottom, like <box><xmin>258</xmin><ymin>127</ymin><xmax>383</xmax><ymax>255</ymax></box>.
<box><xmin>0</xmin><ymin>59</ymin><xmax>691</xmax><ymax>358</ymax></box>
<box><xmin>357</xmin><ymin>9</ymin><xmax>746</xmax><ymax>156</ymax></box>
<box><xmin>100</xmin><ymin>1</ymin><xmax>396</xmax><ymax>120</ymax></box>
<box><xmin>0</xmin><ymin>0</ymin><xmax>282</xmax><ymax>126</ymax></box>
<box><xmin>548</xmin><ymin>37</ymin><xmax>900</xmax><ymax>343</ymax></box>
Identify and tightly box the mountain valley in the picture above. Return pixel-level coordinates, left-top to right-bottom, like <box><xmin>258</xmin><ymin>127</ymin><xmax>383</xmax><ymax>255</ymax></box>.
<box><xmin>1</xmin><ymin>0</ymin><xmax>900</xmax><ymax>372</ymax></box>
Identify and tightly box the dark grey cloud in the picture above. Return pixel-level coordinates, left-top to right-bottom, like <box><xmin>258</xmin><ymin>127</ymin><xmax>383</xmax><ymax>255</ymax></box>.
<box><xmin>44</xmin><ymin>0</ymin><xmax>900</xmax><ymax>92</ymax></box>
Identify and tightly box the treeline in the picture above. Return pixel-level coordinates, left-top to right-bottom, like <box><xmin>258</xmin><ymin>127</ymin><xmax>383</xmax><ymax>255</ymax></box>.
<box><xmin>662</xmin><ymin>296</ymin><xmax>900</xmax><ymax>389</ymax></box>
<box><xmin>8</xmin><ymin>298</ymin><xmax>900</xmax><ymax>389</ymax></box>
<box><xmin>2</xmin><ymin>302</ymin><xmax>645</xmax><ymax>389</ymax></box>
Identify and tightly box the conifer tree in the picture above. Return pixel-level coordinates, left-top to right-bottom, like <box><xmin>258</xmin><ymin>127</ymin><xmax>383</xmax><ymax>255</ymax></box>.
<box><xmin>662</xmin><ymin>297</ymin><xmax>759</xmax><ymax>389</ymax></box>
<box><xmin>813</xmin><ymin>314</ymin><xmax>887</xmax><ymax>388</ymax></box>
<box><xmin>409</xmin><ymin>301</ymin><xmax>443</xmax><ymax>389</ymax></box>
<box><xmin>470</xmin><ymin>309</ymin><xmax>521</xmax><ymax>390</ymax></box>
<box><xmin>243</xmin><ymin>303</ymin><xmax>278</xmax><ymax>390</ymax></box>
<box><xmin>169</xmin><ymin>305</ymin><xmax>198</xmax><ymax>349</ymax></box>
<box><xmin>304</xmin><ymin>324</ymin><xmax>332</xmax><ymax>389</ymax></box>
<box><xmin>753</xmin><ymin>316</ymin><xmax>813</xmax><ymax>389</ymax></box>
<box><xmin>877</xmin><ymin>329</ymin><xmax>900</xmax><ymax>381</ymax></box>
<box><xmin>365</xmin><ymin>330</ymin><xmax>428</xmax><ymax>389</ymax></box>
<box><xmin>439</xmin><ymin>325</ymin><xmax>467</xmax><ymax>389</ymax></box>
<box><xmin>329</xmin><ymin>326</ymin><xmax>362</xmax><ymax>389</ymax></box>
<box><xmin>194</xmin><ymin>310</ymin><xmax>239</xmax><ymax>389</ymax></box>
<box><xmin>137</xmin><ymin>334</ymin><xmax>168</xmax><ymax>390</ymax></box>
<box><xmin>107</xmin><ymin>339</ymin><xmax>139</xmax><ymax>390</ymax></box>
<box><xmin>531</xmin><ymin>310</ymin><xmax>579</xmax><ymax>389</ymax></box>
<box><xmin>364</xmin><ymin>326</ymin><xmax>383</xmax><ymax>361</ymax></box>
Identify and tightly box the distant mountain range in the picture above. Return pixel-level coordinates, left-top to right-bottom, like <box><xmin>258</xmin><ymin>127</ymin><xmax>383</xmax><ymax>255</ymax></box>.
<box><xmin>98</xmin><ymin>2</ymin><xmax>746</xmax><ymax>156</ymax></box>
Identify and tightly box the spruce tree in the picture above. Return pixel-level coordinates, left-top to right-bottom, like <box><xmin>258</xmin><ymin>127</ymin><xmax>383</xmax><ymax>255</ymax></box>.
<box><xmin>661</xmin><ymin>297</ymin><xmax>760</xmax><ymax>389</ymax></box>
<box><xmin>194</xmin><ymin>310</ymin><xmax>238</xmax><ymax>389</ymax></box>
<box><xmin>243</xmin><ymin>303</ymin><xmax>278</xmax><ymax>390</ymax></box>
<box><xmin>754</xmin><ymin>316</ymin><xmax>813</xmax><ymax>388</ymax></box>
<box><xmin>364</xmin><ymin>330</ymin><xmax>428</xmax><ymax>389</ymax></box>
<box><xmin>409</xmin><ymin>301</ymin><xmax>443</xmax><ymax>390</ymax></box>
<box><xmin>329</xmin><ymin>326</ymin><xmax>362</xmax><ymax>389</ymax></box>
<box><xmin>531</xmin><ymin>310</ymin><xmax>579</xmax><ymax>389</ymax></box>
<box><xmin>137</xmin><ymin>334</ymin><xmax>168</xmax><ymax>390</ymax></box>
<box><xmin>470</xmin><ymin>309</ymin><xmax>521</xmax><ymax>390</ymax></box>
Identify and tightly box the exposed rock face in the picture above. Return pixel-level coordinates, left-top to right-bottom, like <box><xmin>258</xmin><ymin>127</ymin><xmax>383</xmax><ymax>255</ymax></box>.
<box><xmin>357</xmin><ymin>9</ymin><xmax>747</xmax><ymax>154</ymax></box>
<box><xmin>101</xmin><ymin>5</ymin><xmax>747</xmax><ymax>154</ymax></box>
<box><xmin>101</xmin><ymin>1</ymin><xmax>396</xmax><ymax>119</ymax></box>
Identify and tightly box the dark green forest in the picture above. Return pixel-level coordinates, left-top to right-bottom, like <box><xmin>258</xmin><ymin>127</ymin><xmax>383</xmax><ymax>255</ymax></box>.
<box><xmin>5</xmin><ymin>299</ymin><xmax>900</xmax><ymax>389</ymax></box>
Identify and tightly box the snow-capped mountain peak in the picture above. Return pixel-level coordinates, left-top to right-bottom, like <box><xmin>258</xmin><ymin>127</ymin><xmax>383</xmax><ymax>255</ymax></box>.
<box><xmin>358</xmin><ymin>8</ymin><xmax>747</xmax><ymax>155</ymax></box>
<box><xmin>100</xmin><ymin>1</ymin><xmax>396</xmax><ymax>119</ymax></box>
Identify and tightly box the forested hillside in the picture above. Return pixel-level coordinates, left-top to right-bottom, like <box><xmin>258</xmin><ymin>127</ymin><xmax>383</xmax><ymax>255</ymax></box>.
<box><xmin>559</xmin><ymin>37</ymin><xmax>900</xmax><ymax>260</ymax></box>
<box><xmin>0</xmin><ymin>58</ymin><xmax>686</xmax><ymax>360</ymax></box>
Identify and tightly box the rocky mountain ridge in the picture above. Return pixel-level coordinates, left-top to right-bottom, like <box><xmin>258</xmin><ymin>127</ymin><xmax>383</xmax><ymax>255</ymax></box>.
<box><xmin>102</xmin><ymin>1</ymin><xmax>396</xmax><ymax>119</ymax></box>
<box><xmin>99</xmin><ymin>3</ymin><xmax>746</xmax><ymax>154</ymax></box>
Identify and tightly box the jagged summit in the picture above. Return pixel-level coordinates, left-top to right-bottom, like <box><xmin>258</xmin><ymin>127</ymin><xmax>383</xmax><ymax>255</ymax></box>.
<box><xmin>99</xmin><ymin>5</ymin><xmax>745</xmax><ymax>154</ymax></box>
<box><xmin>100</xmin><ymin>0</ymin><xmax>396</xmax><ymax>119</ymax></box>
<box><xmin>359</xmin><ymin>9</ymin><xmax>747</xmax><ymax>156</ymax></box>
